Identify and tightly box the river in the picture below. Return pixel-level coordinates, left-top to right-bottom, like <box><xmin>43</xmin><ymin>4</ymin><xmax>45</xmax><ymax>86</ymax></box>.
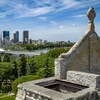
<box><xmin>4</xmin><ymin>49</ymin><xmax>50</xmax><ymax>57</ymax></box>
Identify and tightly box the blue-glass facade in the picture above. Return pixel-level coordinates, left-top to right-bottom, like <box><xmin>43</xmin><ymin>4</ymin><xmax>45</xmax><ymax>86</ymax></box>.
<box><xmin>23</xmin><ymin>31</ymin><xmax>29</xmax><ymax>44</ymax></box>
<box><xmin>3</xmin><ymin>31</ymin><xmax>9</xmax><ymax>38</ymax></box>
<box><xmin>16</xmin><ymin>31</ymin><xmax>19</xmax><ymax>42</ymax></box>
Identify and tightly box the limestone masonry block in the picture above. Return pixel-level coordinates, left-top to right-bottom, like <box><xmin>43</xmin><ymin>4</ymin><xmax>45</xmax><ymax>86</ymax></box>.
<box><xmin>67</xmin><ymin>71</ymin><xmax>100</xmax><ymax>90</ymax></box>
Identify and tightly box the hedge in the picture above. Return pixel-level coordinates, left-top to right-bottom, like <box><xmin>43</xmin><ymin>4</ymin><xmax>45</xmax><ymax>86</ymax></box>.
<box><xmin>12</xmin><ymin>75</ymin><xmax>40</xmax><ymax>94</ymax></box>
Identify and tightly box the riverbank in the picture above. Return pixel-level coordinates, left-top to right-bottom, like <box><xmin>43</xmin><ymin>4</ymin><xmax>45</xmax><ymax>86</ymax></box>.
<box><xmin>0</xmin><ymin>49</ymin><xmax>50</xmax><ymax>57</ymax></box>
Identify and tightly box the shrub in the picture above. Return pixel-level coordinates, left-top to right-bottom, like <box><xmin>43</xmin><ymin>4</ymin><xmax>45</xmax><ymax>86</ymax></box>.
<box><xmin>47</xmin><ymin>48</ymin><xmax>70</xmax><ymax>58</ymax></box>
<box><xmin>0</xmin><ymin>62</ymin><xmax>14</xmax><ymax>81</ymax></box>
<box><xmin>12</xmin><ymin>75</ymin><xmax>40</xmax><ymax>94</ymax></box>
<box><xmin>2</xmin><ymin>54</ymin><xmax>10</xmax><ymax>62</ymax></box>
<box><xmin>1</xmin><ymin>84</ymin><xmax>12</xmax><ymax>93</ymax></box>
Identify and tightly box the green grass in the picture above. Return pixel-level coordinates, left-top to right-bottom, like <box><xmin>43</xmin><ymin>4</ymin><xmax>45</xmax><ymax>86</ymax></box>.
<box><xmin>0</xmin><ymin>93</ymin><xmax>15</xmax><ymax>100</ymax></box>
<box><xmin>0</xmin><ymin>95</ymin><xmax>15</xmax><ymax>100</ymax></box>
<box><xmin>0</xmin><ymin>93</ymin><xmax>7</xmax><ymax>97</ymax></box>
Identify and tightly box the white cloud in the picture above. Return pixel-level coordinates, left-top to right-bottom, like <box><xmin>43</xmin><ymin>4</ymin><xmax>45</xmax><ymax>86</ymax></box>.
<box><xmin>59</xmin><ymin>26</ymin><xmax>64</xmax><ymax>29</ymax></box>
<box><xmin>72</xmin><ymin>24</ymin><xmax>75</xmax><ymax>27</ymax></box>
<box><xmin>0</xmin><ymin>0</ymin><xmax>9</xmax><ymax>6</ymax></box>
<box><xmin>60</xmin><ymin>0</ymin><xmax>79</xmax><ymax>8</ymax></box>
<box><xmin>0</xmin><ymin>13</ymin><xmax>6</xmax><ymax>18</ymax></box>
<box><xmin>57</xmin><ymin>0</ymin><xmax>100</xmax><ymax>12</ymax></box>
<box><xmin>13</xmin><ymin>4</ymin><xmax>53</xmax><ymax>18</ymax></box>
<box><xmin>0</xmin><ymin>0</ymin><xmax>100</xmax><ymax>19</ymax></box>
<box><xmin>0</xmin><ymin>1</ymin><xmax>54</xmax><ymax>19</ymax></box>
<box><xmin>50</xmin><ymin>21</ymin><xmax>57</xmax><ymax>25</ymax></box>
<box><xmin>72</xmin><ymin>14</ymin><xmax>86</xmax><ymax>18</ymax></box>
<box><xmin>38</xmin><ymin>17</ymin><xmax>47</xmax><ymax>21</ymax></box>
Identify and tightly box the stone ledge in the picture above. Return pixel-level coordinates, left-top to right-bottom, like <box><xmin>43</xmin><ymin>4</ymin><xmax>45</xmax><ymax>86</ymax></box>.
<box><xmin>67</xmin><ymin>71</ymin><xmax>100</xmax><ymax>90</ymax></box>
<box><xmin>16</xmin><ymin>77</ymin><xmax>98</xmax><ymax>100</ymax></box>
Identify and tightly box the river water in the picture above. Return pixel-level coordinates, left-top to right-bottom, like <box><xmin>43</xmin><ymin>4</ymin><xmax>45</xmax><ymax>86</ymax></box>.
<box><xmin>4</xmin><ymin>49</ymin><xmax>50</xmax><ymax>57</ymax></box>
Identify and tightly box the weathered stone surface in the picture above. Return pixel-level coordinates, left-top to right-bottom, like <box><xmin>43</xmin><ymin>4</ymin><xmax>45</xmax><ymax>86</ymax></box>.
<box><xmin>16</xmin><ymin>77</ymin><xmax>98</xmax><ymax>100</ymax></box>
<box><xmin>55</xmin><ymin>58</ymin><xmax>67</xmax><ymax>79</ymax></box>
<box><xmin>67</xmin><ymin>71</ymin><xmax>100</xmax><ymax>90</ymax></box>
<box><xmin>55</xmin><ymin>7</ymin><xmax>100</xmax><ymax>79</ymax></box>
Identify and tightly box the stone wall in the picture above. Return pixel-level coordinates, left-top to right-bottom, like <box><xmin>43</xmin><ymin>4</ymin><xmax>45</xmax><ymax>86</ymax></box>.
<box><xmin>89</xmin><ymin>33</ymin><xmax>100</xmax><ymax>74</ymax></box>
<box><xmin>55</xmin><ymin>21</ymin><xmax>100</xmax><ymax>79</ymax></box>
<box><xmin>66</xmin><ymin>31</ymin><xmax>100</xmax><ymax>73</ymax></box>
<box><xmin>67</xmin><ymin>71</ymin><xmax>100</xmax><ymax>90</ymax></box>
<box><xmin>55</xmin><ymin>31</ymin><xmax>100</xmax><ymax>79</ymax></box>
<box><xmin>66</xmin><ymin>35</ymin><xmax>89</xmax><ymax>72</ymax></box>
<box><xmin>16</xmin><ymin>73</ymin><xmax>100</xmax><ymax>100</ymax></box>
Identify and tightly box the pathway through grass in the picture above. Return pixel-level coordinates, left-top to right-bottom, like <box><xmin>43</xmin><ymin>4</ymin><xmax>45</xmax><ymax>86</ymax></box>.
<box><xmin>0</xmin><ymin>95</ymin><xmax>15</xmax><ymax>100</ymax></box>
<box><xmin>0</xmin><ymin>93</ymin><xmax>15</xmax><ymax>100</ymax></box>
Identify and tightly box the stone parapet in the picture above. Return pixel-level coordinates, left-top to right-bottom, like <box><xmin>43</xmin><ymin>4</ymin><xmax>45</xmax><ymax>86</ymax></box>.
<box><xmin>67</xmin><ymin>71</ymin><xmax>100</xmax><ymax>90</ymax></box>
<box><xmin>16</xmin><ymin>77</ymin><xmax>100</xmax><ymax>100</ymax></box>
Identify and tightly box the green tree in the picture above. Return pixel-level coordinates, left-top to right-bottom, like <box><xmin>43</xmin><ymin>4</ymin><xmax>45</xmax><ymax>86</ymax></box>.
<box><xmin>12</xmin><ymin>75</ymin><xmax>40</xmax><ymax>94</ymax></box>
<box><xmin>47</xmin><ymin>48</ymin><xmax>69</xmax><ymax>58</ymax></box>
<box><xmin>43</xmin><ymin>57</ymin><xmax>51</xmax><ymax>78</ymax></box>
<box><xmin>2</xmin><ymin>54</ymin><xmax>10</xmax><ymax>62</ymax></box>
<box><xmin>34</xmin><ymin>54</ymin><xmax>47</xmax><ymax>68</ymax></box>
<box><xmin>0</xmin><ymin>56</ymin><xmax>1</xmax><ymax>62</ymax></box>
<box><xmin>0</xmin><ymin>62</ymin><xmax>14</xmax><ymax>82</ymax></box>
<box><xmin>26</xmin><ymin>58</ymin><xmax>38</xmax><ymax>75</ymax></box>
<box><xmin>12</xmin><ymin>61</ymin><xmax>18</xmax><ymax>80</ymax></box>
<box><xmin>17</xmin><ymin>54</ymin><xmax>26</xmax><ymax>77</ymax></box>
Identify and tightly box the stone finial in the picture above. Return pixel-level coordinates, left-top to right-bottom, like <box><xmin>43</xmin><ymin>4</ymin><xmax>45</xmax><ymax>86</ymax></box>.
<box><xmin>87</xmin><ymin>7</ymin><xmax>96</xmax><ymax>22</ymax></box>
<box><xmin>87</xmin><ymin>7</ymin><xmax>96</xmax><ymax>31</ymax></box>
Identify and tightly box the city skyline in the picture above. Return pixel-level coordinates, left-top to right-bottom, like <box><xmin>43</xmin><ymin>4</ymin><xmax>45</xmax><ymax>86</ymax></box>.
<box><xmin>0</xmin><ymin>0</ymin><xmax>100</xmax><ymax>42</ymax></box>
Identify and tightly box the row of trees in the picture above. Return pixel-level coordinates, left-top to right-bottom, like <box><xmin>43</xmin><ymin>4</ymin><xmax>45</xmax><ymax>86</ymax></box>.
<box><xmin>23</xmin><ymin>42</ymin><xmax>74</xmax><ymax>50</ymax></box>
<box><xmin>4</xmin><ymin>42</ymin><xmax>74</xmax><ymax>51</ymax></box>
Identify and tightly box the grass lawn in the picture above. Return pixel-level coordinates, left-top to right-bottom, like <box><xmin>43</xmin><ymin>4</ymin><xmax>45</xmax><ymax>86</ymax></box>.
<box><xmin>0</xmin><ymin>95</ymin><xmax>15</xmax><ymax>100</ymax></box>
<box><xmin>0</xmin><ymin>93</ymin><xmax>8</xmax><ymax>97</ymax></box>
<box><xmin>0</xmin><ymin>93</ymin><xmax>15</xmax><ymax>100</ymax></box>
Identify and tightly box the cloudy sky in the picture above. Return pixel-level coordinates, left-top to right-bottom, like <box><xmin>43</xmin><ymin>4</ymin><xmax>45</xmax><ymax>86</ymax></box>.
<box><xmin>0</xmin><ymin>0</ymin><xmax>100</xmax><ymax>42</ymax></box>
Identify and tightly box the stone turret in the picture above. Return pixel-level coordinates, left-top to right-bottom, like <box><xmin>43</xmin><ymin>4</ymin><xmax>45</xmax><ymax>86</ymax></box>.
<box><xmin>55</xmin><ymin>7</ymin><xmax>100</xmax><ymax>79</ymax></box>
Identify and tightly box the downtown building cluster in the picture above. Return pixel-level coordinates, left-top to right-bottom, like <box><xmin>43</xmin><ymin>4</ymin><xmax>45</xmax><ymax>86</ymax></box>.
<box><xmin>0</xmin><ymin>30</ymin><xmax>29</xmax><ymax>47</ymax></box>
<box><xmin>0</xmin><ymin>30</ymin><xmax>49</xmax><ymax>47</ymax></box>
<box><xmin>0</xmin><ymin>30</ymin><xmax>69</xmax><ymax>48</ymax></box>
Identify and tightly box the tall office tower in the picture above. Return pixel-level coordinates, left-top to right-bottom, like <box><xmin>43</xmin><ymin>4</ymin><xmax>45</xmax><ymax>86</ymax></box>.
<box><xmin>16</xmin><ymin>31</ymin><xmax>19</xmax><ymax>42</ymax></box>
<box><xmin>13</xmin><ymin>31</ymin><xmax>19</xmax><ymax>43</ymax></box>
<box><xmin>0</xmin><ymin>32</ymin><xmax>2</xmax><ymax>47</ymax></box>
<box><xmin>3</xmin><ymin>31</ymin><xmax>10</xmax><ymax>45</ymax></box>
<box><xmin>13</xmin><ymin>33</ymin><xmax>16</xmax><ymax>43</ymax></box>
<box><xmin>23</xmin><ymin>31</ymin><xmax>29</xmax><ymax>44</ymax></box>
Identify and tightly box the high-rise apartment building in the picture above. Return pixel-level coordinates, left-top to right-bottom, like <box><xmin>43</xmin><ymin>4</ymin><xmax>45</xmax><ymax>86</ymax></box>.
<box><xmin>13</xmin><ymin>33</ymin><xmax>16</xmax><ymax>43</ymax></box>
<box><xmin>16</xmin><ymin>31</ymin><xmax>19</xmax><ymax>42</ymax></box>
<box><xmin>23</xmin><ymin>31</ymin><xmax>29</xmax><ymax>44</ymax></box>
<box><xmin>3</xmin><ymin>31</ymin><xmax>10</xmax><ymax>45</ymax></box>
<box><xmin>13</xmin><ymin>31</ymin><xmax>19</xmax><ymax>43</ymax></box>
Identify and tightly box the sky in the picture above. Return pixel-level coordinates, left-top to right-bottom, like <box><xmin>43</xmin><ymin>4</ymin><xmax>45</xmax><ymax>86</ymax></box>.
<box><xmin>0</xmin><ymin>0</ymin><xmax>100</xmax><ymax>42</ymax></box>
